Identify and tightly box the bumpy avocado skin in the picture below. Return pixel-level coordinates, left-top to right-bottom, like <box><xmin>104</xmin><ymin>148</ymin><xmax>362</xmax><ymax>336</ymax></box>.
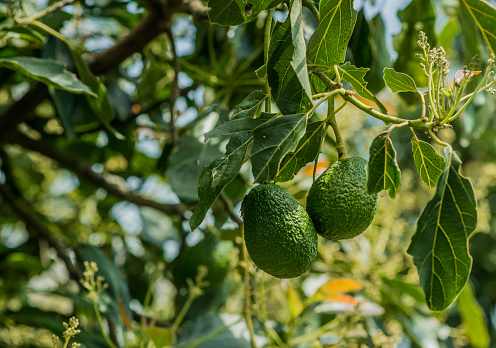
<box><xmin>306</xmin><ymin>157</ymin><xmax>378</xmax><ymax>240</ymax></box>
<box><xmin>241</xmin><ymin>184</ymin><xmax>318</xmax><ymax>279</ymax></box>
<box><xmin>175</xmin><ymin>234</ymin><xmax>233</xmax><ymax>291</ymax></box>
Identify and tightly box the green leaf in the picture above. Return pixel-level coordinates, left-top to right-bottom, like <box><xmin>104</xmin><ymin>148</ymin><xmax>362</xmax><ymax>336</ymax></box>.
<box><xmin>145</xmin><ymin>326</ymin><xmax>175</xmax><ymax>348</ymax></box>
<box><xmin>0</xmin><ymin>57</ymin><xmax>95</xmax><ymax>96</ymax></box>
<box><xmin>307</xmin><ymin>0</ymin><xmax>357</xmax><ymax>93</ymax></box>
<box><xmin>208</xmin><ymin>0</ymin><xmax>282</xmax><ymax>26</ymax></box>
<box><xmin>232</xmin><ymin>90</ymin><xmax>266</xmax><ymax>120</ymax></box>
<box><xmin>411</xmin><ymin>137</ymin><xmax>446</xmax><ymax>188</ymax></box>
<box><xmin>367</xmin><ymin>132</ymin><xmax>401</xmax><ymax>199</ymax></box>
<box><xmin>461</xmin><ymin>0</ymin><xmax>496</xmax><ymax>56</ymax></box>
<box><xmin>189</xmin><ymin>134</ymin><xmax>252</xmax><ymax>231</ymax></box>
<box><xmin>70</xmin><ymin>50</ymin><xmax>121</xmax><ymax>138</ymax></box>
<box><xmin>338</xmin><ymin>62</ymin><xmax>387</xmax><ymax>114</ymax></box>
<box><xmin>267</xmin><ymin>16</ymin><xmax>312</xmax><ymax>114</ymax></box>
<box><xmin>383</xmin><ymin>67</ymin><xmax>418</xmax><ymax>94</ymax></box>
<box><xmin>189</xmin><ymin>97</ymin><xmax>271</xmax><ymax>231</ymax></box>
<box><xmin>457</xmin><ymin>282</ymin><xmax>490</xmax><ymax>348</ymax></box>
<box><xmin>276</xmin><ymin>121</ymin><xmax>326</xmax><ymax>182</ymax></box>
<box><xmin>459</xmin><ymin>0</ymin><xmax>483</xmax><ymax>63</ymax></box>
<box><xmin>407</xmin><ymin>148</ymin><xmax>476</xmax><ymax>312</ymax></box>
<box><xmin>204</xmin><ymin>118</ymin><xmax>266</xmax><ymax>141</ymax></box>
<box><xmin>250</xmin><ymin>113</ymin><xmax>307</xmax><ymax>183</ymax></box>
<box><xmin>289</xmin><ymin>0</ymin><xmax>312</xmax><ymax>101</ymax></box>
<box><xmin>255</xmin><ymin>64</ymin><xmax>266</xmax><ymax>78</ymax></box>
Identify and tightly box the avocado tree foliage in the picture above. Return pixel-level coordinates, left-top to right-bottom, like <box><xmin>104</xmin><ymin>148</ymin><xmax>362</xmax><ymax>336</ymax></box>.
<box><xmin>194</xmin><ymin>0</ymin><xmax>495</xmax><ymax>313</ymax></box>
<box><xmin>1</xmin><ymin>0</ymin><xmax>496</xmax><ymax>347</ymax></box>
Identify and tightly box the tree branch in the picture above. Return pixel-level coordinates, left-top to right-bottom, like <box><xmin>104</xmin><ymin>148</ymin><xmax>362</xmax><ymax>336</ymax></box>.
<box><xmin>0</xmin><ymin>0</ymin><xmax>182</xmax><ymax>143</ymax></box>
<box><xmin>87</xmin><ymin>8</ymin><xmax>171</xmax><ymax>75</ymax></box>
<box><xmin>10</xmin><ymin>132</ymin><xmax>187</xmax><ymax>216</ymax></box>
<box><xmin>0</xmin><ymin>183</ymin><xmax>82</xmax><ymax>282</ymax></box>
<box><xmin>165</xmin><ymin>28</ymin><xmax>181</xmax><ymax>147</ymax></box>
<box><xmin>0</xmin><ymin>83</ymin><xmax>47</xmax><ymax>146</ymax></box>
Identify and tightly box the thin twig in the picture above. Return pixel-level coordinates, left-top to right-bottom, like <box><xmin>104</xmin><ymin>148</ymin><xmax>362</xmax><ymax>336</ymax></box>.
<box><xmin>10</xmin><ymin>132</ymin><xmax>187</xmax><ymax>216</ymax></box>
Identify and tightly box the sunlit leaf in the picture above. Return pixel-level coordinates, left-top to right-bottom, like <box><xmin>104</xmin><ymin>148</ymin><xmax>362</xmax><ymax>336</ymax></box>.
<box><xmin>338</xmin><ymin>62</ymin><xmax>387</xmax><ymax>114</ymax></box>
<box><xmin>307</xmin><ymin>0</ymin><xmax>357</xmax><ymax>93</ymax></box>
<box><xmin>461</xmin><ymin>0</ymin><xmax>496</xmax><ymax>56</ymax></box>
<box><xmin>288</xmin><ymin>284</ymin><xmax>304</xmax><ymax>317</ymax></box>
<box><xmin>0</xmin><ymin>57</ymin><xmax>95</xmax><ymax>96</ymax></box>
<box><xmin>367</xmin><ymin>132</ymin><xmax>401</xmax><ymax>199</ymax></box>
<box><xmin>250</xmin><ymin>113</ymin><xmax>307</xmax><ymax>183</ymax></box>
<box><xmin>383</xmin><ymin>67</ymin><xmax>418</xmax><ymax>94</ymax></box>
<box><xmin>457</xmin><ymin>282</ymin><xmax>490</xmax><ymax>348</ymax></box>
<box><xmin>145</xmin><ymin>326</ymin><xmax>175</xmax><ymax>348</ymax></box>
<box><xmin>408</xmin><ymin>148</ymin><xmax>476</xmax><ymax>311</ymax></box>
<box><xmin>411</xmin><ymin>137</ymin><xmax>446</xmax><ymax>188</ymax></box>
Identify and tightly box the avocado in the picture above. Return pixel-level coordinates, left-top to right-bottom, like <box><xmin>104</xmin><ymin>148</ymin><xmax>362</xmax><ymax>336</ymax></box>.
<box><xmin>306</xmin><ymin>157</ymin><xmax>378</xmax><ymax>240</ymax></box>
<box><xmin>241</xmin><ymin>184</ymin><xmax>318</xmax><ymax>278</ymax></box>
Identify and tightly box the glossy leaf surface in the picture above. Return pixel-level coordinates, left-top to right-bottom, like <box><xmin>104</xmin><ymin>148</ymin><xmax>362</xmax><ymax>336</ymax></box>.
<box><xmin>367</xmin><ymin>132</ymin><xmax>401</xmax><ymax>199</ymax></box>
<box><xmin>408</xmin><ymin>148</ymin><xmax>476</xmax><ymax>311</ymax></box>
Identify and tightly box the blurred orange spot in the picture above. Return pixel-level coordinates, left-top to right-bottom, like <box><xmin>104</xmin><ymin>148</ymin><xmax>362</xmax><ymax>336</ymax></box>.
<box><xmin>132</xmin><ymin>103</ymin><xmax>142</xmax><ymax>114</ymax></box>
<box><xmin>313</xmin><ymin>278</ymin><xmax>363</xmax><ymax>301</ymax></box>
<box><xmin>303</xmin><ymin>158</ymin><xmax>329</xmax><ymax>176</ymax></box>
<box><xmin>327</xmin><ymin>294</ymin><xmax>359</xmax><ymax>305</ymax></box>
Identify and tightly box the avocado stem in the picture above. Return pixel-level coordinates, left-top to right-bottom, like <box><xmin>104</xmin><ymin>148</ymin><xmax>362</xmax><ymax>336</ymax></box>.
<box><xmin>326</xmin><ymin>96</ymin><xmax>349</xmax><ymax>160</ymax></box>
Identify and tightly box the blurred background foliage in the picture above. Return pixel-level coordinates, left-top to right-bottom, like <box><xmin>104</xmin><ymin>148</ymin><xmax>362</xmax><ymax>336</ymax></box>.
<box><xmin>0</xmin><ymin>0</ymin><xmax>496</xmax><ymax>347</ymax></box>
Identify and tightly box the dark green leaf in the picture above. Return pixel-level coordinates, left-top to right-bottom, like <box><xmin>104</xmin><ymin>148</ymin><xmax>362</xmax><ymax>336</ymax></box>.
<box><xmin>411</xmin><ymin>137</ymin><xmax>446</xmax><ymax>188</ymax></box>
<box><xmin>0</xmin><ymin>57</ymin><xmax>95</xmax><ymax>96</ymax></box>
<box><xmin>232</xmin><ymin>90</ymin><xmax>266</xmax><ymax>120</ymax></box>
<box><xmin>338</xmin><ymin>62</ymin><xmax>387</xmax><ymax>114</ymax></box>
<box><xmin>189</xmin><ymin>97</ymin><xmax>272</xmax><ymax>230</ymax></box>
<box><xmin>204</xmin><ymin>119</ymin><xmax>266</xmax><ymax>141</ymax></box>
<box><xmin>289</xmin><ymin>0</ymin><xmax>312</xmax><ymax>100</ymax></box>
<box><xmin>383</xmin><ymin>68</ymin><xmax>418</xmax><ymax>94</ymax></box>
<box><xmin>29</xmin><ymin>24</ymin><xmax>119</xmax><ymax>136</ymax></box>
<box><xmin>276</xmin><ymin>121</ymin><xmax>325</xmax><ymax>182</ymax></box>
<box><xmin>408</xmin><ymin>148</ymin><xmax>476</xmax><ymax>311</ymax></box>
<box><xmin>267</xmin><ymin>16</ymin><xmax>312</xmax><ymax>114</ymax></box>
<box><xmin>251</xmin><ymin>113</ymin><xmax>307</xmax><ymax>183</ymax></box>
<box><xmin>167</xmin><ymin>136</ymin><xmax>224</xmax><ymax>205</ymax></box>
<box><xmin>70</xmin><ymin>50</ymin><xmax>121</xmax><ymax>138</ymax></box>
<box><xmin>189</xmin><ymin>133</ymin><xmax>252</xmax><ymax>231</ymax></box>
<box><xmin>457</xmin><ymin>282</ymin><xmax>490</xmax><ymax>348</ymax></box>
<box><xmin>208</xmin><ymin>0</ymin><xmax>282</xmax><ymax>26</ymax></box>
<box><xmin>307</xmin><ymin>0</ymin><xmax>357</xmax><ymax>93</ymax></box>
<box><xmin>367</xmin><ymin>132</ymin><xmax>401</xmax><ymax>199</ymax></box>
<box><xmin>461</xmin><ymin>0</ymin><xmax>496</xmax><ymax>56</ymax></box>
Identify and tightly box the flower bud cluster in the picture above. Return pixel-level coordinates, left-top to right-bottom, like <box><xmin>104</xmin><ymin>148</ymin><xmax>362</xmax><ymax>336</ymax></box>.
<box><xmin>81</xmin><ymin>261</ymin><xmax>109</xmax><ymax>301</ymax></box>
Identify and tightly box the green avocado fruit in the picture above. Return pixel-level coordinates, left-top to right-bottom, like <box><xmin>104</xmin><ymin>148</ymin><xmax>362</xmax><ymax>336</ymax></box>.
<box><xmin>306</xmin><ymin>157</ymin><xmax>378</xmax><ymax>240</ymax></box>
<box><xmin>241</xmin><ymin>184</ymin><xmax>318</xmax><ymax>279</ymax></box>
<box><xmin>174</xmin><ymin>234</ymin><xmax>233</xmax><ymax>291</ymax></box>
